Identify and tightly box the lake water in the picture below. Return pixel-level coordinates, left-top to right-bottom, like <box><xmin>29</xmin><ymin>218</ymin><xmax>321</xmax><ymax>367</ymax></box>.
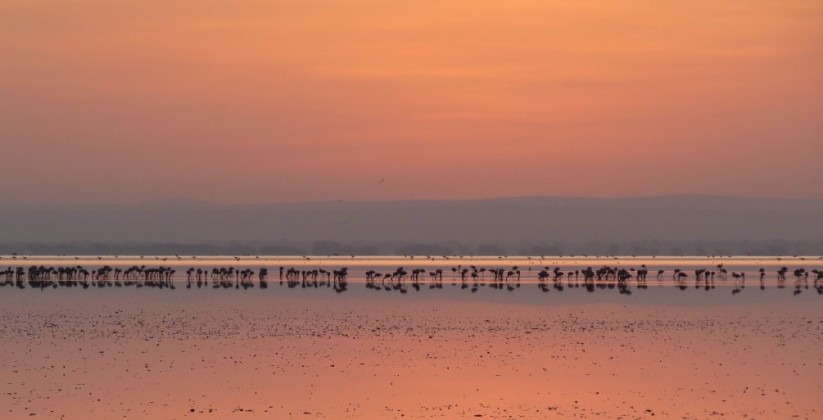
<box><xmin>10</xmin><ymin>255</ymin><xmax>819</xmax><ymax>301</ymax></box>
<box><xmin>1</xmin><ymin>255</ymin><xmax>821</xmax><ymax>418</ymax></box>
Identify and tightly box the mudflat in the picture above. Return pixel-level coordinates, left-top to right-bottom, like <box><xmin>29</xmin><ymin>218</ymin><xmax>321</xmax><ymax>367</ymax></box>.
<box><xmin>0</xmin><ymin>286</ymin><xmax>820</xmax><ymax>419</ymax></box>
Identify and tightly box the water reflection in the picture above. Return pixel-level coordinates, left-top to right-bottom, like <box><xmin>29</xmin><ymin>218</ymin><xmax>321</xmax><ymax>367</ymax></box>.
<box><xmin>1</xmin><ymin>255</ymin><xmax>822</xmax><ymax>305</ymax></box>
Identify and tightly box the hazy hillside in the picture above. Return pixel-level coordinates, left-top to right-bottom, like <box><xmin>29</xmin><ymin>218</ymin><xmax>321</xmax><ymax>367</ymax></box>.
<box><xmin>1</xmin><ymin>196</ymin><xmax>821</xmax><ymax>255</ymax></box>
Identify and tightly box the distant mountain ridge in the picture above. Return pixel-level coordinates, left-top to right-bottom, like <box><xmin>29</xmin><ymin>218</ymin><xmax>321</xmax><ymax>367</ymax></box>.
<box><xmin>0</xmin><ymin>195</ymin><xmax>821</xmax><ymax>255</ymax></box>
<box><xmin>2</xmin><ymin>194</ymin><xmax>821</xmax><ymax>212</ymax></box>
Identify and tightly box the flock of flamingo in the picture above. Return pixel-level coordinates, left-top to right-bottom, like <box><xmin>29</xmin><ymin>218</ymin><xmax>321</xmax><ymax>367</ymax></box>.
<box><xmin>1</xmin><ymin>261</ymin><xmax>821</xmax><ymax>295</ymax></box>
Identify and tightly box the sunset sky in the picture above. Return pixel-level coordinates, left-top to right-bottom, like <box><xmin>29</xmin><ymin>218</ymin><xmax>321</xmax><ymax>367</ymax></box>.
<box><xmin>1</xmin><ymin>1</ymin><xmax>821</xmax><ymax>204</ymax></box>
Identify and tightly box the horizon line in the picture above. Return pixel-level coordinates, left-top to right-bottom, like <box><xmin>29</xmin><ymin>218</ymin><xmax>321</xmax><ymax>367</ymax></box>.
<box><xmin>2</xmin><ymin>193</ymin><xmax>822</xmax><ymax>208</ymax></box>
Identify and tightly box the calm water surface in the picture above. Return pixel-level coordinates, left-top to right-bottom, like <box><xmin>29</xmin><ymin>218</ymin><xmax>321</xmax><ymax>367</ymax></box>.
<box><xmin>2</xmin><ymin>255</ymin><xmax>821</xmax><ymax>307</ymax></box>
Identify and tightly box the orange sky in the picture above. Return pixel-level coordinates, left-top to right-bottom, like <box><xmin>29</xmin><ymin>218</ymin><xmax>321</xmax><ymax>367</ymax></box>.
<box><xmin>1</xmin><ymin>1</ymin><xmax>821</xmax><ymax>204</ymax></box>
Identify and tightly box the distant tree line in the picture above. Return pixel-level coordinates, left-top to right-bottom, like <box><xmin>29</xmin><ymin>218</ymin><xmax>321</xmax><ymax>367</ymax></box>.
<box><xmin>0</xmin><ymin>240</ymin><xmax>821</xmax><ymax>256</ymax></box>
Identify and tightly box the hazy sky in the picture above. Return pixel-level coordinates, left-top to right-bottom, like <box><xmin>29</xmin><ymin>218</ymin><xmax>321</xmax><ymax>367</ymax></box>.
<box><xmin>1</xmin><ymin>1</ymin><xmax>821</xmax><ymax>204</ymax></box>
